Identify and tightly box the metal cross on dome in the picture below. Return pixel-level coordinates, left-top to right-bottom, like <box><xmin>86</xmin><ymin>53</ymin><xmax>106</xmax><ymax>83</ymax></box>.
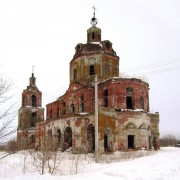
<box><xmin>91</xmin><ymin>6</ymin><xmax>98</xmax><ymax>26</ymax></box>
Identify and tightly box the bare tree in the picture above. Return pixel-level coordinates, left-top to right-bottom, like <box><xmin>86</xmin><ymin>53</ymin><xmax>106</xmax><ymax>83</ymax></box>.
<box><xmin>160</xmin><ymin>134</ymin><xmax>177</xmax><ymax>147</ymax></box>
<box><xmin>0</xmin><ymin>72</ymin><xmax>17</xmax><ymax>159</ymax></box>
<box><xmin>0</xmin><ymin>73</ymin><xmax>16</xmax><ymax>141</ymax></box>
<box><xmin>29</xmin><ymin>134</ymin><xmax>59</xmax><ymax>175</ymax></box>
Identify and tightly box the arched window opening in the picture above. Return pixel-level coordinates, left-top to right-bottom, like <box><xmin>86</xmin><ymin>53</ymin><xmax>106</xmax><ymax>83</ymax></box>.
<box><xmin>87</xmin><ymin>124</ymin><xmax>95</xmax><ymax>153</ymax></box>
<box><xmin>32</xmin><ymin>95</ymin><xmax>37</xmax><ymax>107</ymax></box>
<box><xmin>104</xmin><ymin>89</ymin><xmax>108</xmax><ymax>107</ymax></box>
<box><xmin>30</xmin><ymin>135</ymin><xmax>35</xmax><ymax>144</ymax></box>
<box><xmin>73</xmin><ymin>68</ymin><xmax>77</xmax><ymax>80</ymax></box>
<box><xmin>89</xmin><ymin>65</ymin><xmax>95</xmax><ymax>76</ymax></box>
<box><xmin>126</xmin><ymin>96</ymin><xmax>133</xmax><ymax>109</ymax></box>
<box><xmin>64</xmin><ymin>127</ymin><xmax>72</xmax><ymax>151</ymax></box>
<box><xmin>57</xmin><ymin>107</ymin><xmax>59</xmax><ymax>117</ymax></box>
<box><xmin>92</xmin><ymin>32</ymin><xmax>95</xmax><ymax>40</ymax></box>
<box><xmin>22</xmin><ymin>95</ymin><xmax>25</xmax><ymax>107</ymax></box>
<box><xmin>140</xmin><ymin>97</ymin><xmax>144</xmax><ymax>110</ymax></box>
<box><xmin>126</xmin><ymin>87</ymin><xmax>133</xmax><ymax>95</ymax></box>
<box><xmin>50</xmin><ymin>109</ymin><xmax>53</xmax><ymax>119</ymax></box>
<box><xmin>63</xmin><ymin>101</ymin><xmax>66</xmax><ymax>114</ymax></box>
<box><xmin>70</xmin><ymin>103</ymin><xmax>75</xmax><ymax>113</ymax></box>
<box><xmin>31</xmin><ymin>112</ymin><xmax>37</xmax><ymax>127</ymax></box>
<box><xmin>80</xmin><ymin>95</ymin><xmax>84</xmax><ymax>112</ymax></box>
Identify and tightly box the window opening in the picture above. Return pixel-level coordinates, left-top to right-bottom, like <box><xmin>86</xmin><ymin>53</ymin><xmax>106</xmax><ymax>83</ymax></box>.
<box><xmin>70</xmin><ymin>103</ymin><xmax>75</xmax><ymax>113</ymax></box>
<box><xmin>73</xmin><ymin>68</ymin><xmax>77</xmax><ymax>80</ymax></box>
<box><xmin>140</xmin><ymin>97</ymin><xmax>144</xmax><ymax>110</ymax></box>
<box><xmin>92</xmin><ymin>32</ymin><xmax>95</xmax><ymax>40</ymax></box>
<box><xmin>80</xmin><ymin>95</ymin><xmax>84</xmax><ymax>112</ymax></box>
<box><xmin>32</xmin><ymin>95</ymin><xmax>37</xmax><ymax>107</ymax></box>
<box><xmin>90</xmin><ymin>65</ymin><xmax>95</xmax><ymax>76</ymax></box>
<box><xmin>57</xmin><ymin>107</ymin><xmax>59</xmax><ymax>117</ymax></box>
<box><xmin>31</xmin><ymin>112</ymin><xmax>37</xmax><ymax>127</ymax></box>
<box><xmin>126</xmin><ymin>96</ymin><xmax>133</xmax><ymax>109</ymax></box>
<box><xmin>30</xmin><ymin>135</ymin><xmax>35</xmax><ymax>144</ymax></box>
<box><xmin>50</xmin><ymin>109</ymin><xmax>53</xmax><ymax>119</ymax></box>
<box><xmin>57</xmin><ymin>129</ymin><xmax>61</xmax><ymax>146</ymax></box>
<box><xmin>104</xmin><ymin>89</ymin><xmax>108</xmax><ymax>107</ymax></box>
<box><xmin>63</xmin><ymin>102</ymin><xmax>66</xmax><ymax>114</ymax></box>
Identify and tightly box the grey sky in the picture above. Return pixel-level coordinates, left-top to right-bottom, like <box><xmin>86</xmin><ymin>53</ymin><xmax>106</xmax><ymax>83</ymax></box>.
<box><xmin>0</xmin><ymin>0</ymin><xmax>180</xmax><ymax>138</ymax></box>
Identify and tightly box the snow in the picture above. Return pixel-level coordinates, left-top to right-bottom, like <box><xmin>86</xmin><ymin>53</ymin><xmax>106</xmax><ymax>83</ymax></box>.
<box><xmin>90</xmin><ymin>42</ymin><xmax>103</xmax><ymax>47</ymax></box>
<box><xmin>0</xmin><ymin>147</ymin><xmax>180</xmax><ymax>179</ymax></box>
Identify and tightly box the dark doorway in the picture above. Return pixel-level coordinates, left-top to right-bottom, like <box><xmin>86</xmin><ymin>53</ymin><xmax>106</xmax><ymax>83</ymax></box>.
<box><xmin>104</xmin><ymin>134</ymin><xmax>108</xmax><ymax>151</ymax></box>
<box><xmin>87</xmin><ymin>124</ymin><xmax>95</xmax><ymax>152</ymax></box>
<box><xmin>64</xmin><ymin>127</ymin><xmax>72</xmax><ymax>151</ymax></box>
<box><xmin>57</xmin><ymin>129</ymin><xmax>61</xmax><ymax>146</ymax></box>
<box><xmin>128</xmin><ymin>135</ymin><xmax>135</xmax><ymax>149</ymax></box>
<box><xmin>104</xmin><ymin>129</ymin><xmax>113</xmax><ymax>152</ymax></box>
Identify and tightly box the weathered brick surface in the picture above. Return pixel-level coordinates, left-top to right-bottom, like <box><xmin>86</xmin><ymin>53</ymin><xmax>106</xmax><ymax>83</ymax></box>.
<box><xmin>18</xmin><ymin>23</ymin><xmax>160</xmax><ymax>152</ymax></box>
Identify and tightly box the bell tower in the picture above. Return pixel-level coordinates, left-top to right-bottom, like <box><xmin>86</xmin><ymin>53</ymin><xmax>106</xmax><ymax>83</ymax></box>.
<box><xmin>17</xmin><ymin>69</ymin><xmax>44</xmax><ymax>149</ymax></box>
<box><xmin>70</xmin><ymin>7</ymin><xmax>119</xmax><ymax>85</ymax></box>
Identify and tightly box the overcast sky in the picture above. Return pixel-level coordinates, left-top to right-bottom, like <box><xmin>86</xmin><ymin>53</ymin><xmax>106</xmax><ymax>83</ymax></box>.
<box><xmin>0</xmin><ymin>0</ymin><xmax>180</xmax><ymax>138</ymax></box>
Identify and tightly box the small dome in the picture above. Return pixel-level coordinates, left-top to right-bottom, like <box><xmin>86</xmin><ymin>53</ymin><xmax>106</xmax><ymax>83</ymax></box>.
<box><xmin>87</xmin><ymin>26</ymin><xmax>101</xmax><ymax>43</ymax></box>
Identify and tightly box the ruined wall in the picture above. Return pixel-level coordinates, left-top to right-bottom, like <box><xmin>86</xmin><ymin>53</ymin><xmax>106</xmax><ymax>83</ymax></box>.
<box><xmin>115</xmin><ymin>111</ymin><xmax>151</xmax><ymax>150</ymax></box>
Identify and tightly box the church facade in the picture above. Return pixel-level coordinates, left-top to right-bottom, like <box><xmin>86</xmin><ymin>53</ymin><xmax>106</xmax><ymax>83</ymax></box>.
<box><xmin>17</xmin><ymin>14</ymin><xmax>160</xmax><ymax>153</ymax></box>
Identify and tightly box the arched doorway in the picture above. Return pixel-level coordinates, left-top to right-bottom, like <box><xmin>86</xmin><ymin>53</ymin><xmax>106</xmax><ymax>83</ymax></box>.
<box><xmin>87</xmin><ymin>124</ymin><xmax>95</xmax><ymax>153</ymax></box>
<box><xmin>64</xmin><ymin>127</ymin><xmax>72</xmax><ymax>151</ymax></box>
<box><xmin>104</xmin><ymin>129</ymin><xmax>113</xmax><ymax>152</ymax></box>
<box><xmin>56</xmin><ymin>129</ymin><xmax>61</xmax><ymax>147</ymax></box>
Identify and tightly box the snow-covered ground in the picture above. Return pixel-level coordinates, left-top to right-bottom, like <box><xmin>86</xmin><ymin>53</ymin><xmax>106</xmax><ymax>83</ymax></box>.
<box><xmin>0</xmin><ymin>147</ymin><xmax>180</xmax><ymax>179</ymax></box>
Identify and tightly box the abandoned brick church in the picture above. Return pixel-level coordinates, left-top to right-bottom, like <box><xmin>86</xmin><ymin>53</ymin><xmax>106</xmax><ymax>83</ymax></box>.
<box><xmin>17</xmin><ymin>12</ymin><xmax>160</xmax><ymax>153</ymax></box>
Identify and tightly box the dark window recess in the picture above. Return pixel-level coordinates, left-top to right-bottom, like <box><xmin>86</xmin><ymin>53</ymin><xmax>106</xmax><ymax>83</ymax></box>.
<box><xmin>80</xmin><ymin>95</ymin><xmax>84</xmax><ymax>112</ymax></box>
<box><xmin>73</xmin><ymin>69</ymin><xmax>77</xmax><ymax>80</ymax></box>
<box><xmin>32</xmin><ymin>95</ymin><xmax>37</xmax><ymax>107</ymax></box>
<box><xmin>64</xmin><ymin>127</ymin><xmax>72</xmax><ymax>151</ymax></box>
<box><xmin>87</xmin><ymin>124</ymin><xmax>95</xmax><ymax>153</ymax></box>
<box><xmin>50</xmin><ymin>109</ymin><xmax>53</xmax><ymax>118</ymax></box>
<box><xmin>92</xmin><ymin>32</ymin><xmax>95</xmax><ymax>40</ymax></box>
<box><xmin>57</xmin><ymin>107</ymin><xmax>59</xmax><ymax>117</ymax></box>
<box><xmin>57</xmin><ymin>129</ymin><xmax>61</xmax><ymax>145</ymax></box>
<box><xmin>70</xmin><ymin>104</ymin><xmax>75</xmax><ymax>113</ymax></box>
<box><xmin>30</xmin><ymin>135</ymin><xmax>35</xmax><ymax>144</ymax></box>
<box><xmin>126</xmin><ymin>87</ymin><xmax>133</xmax><ymax>95</ymax></box>
<box><xmin>90</xmin><ymin>65</ymin><xmax>95</xmax><ymax>76</ymax></box>
<box><xmin>31</xmin><ymin>112</ymin><xmax>37</xmax><ymax>127</ymax></box>
<box><xmin>104</xmin><ymin>89</ymin><xmax>108</xmax><ymax>107</ymax></box>
<box><xmin>126</xmin><ymin>96</ymin><xmax>133</xmax><ymax>109</ymax></box>
<box><xmin>63</xmin><ymin>102</ymin><xmax>66</xmax><ymax>114</ymax></box>
<box><xmin>140</xmin><ymin>97</ymin><xmax>144</xmax><ymax>110</ymax></box>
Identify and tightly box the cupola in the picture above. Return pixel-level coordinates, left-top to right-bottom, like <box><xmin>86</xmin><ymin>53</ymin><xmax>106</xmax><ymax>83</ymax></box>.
<box><xmin>87</xmin><ymin>6</ymin><xmax>101</xmax><ymax>43</ymax></box>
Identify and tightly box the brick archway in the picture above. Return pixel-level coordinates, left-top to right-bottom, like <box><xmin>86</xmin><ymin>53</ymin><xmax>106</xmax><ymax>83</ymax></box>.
<box><xmin>64</xmin><ymin>127</ymin><xmax>72</xmax><ymax>151</ymax></box>
<box><xmin>87</xmin><ymin>124</ymin><xmax>95</xmax><ymax>153</ymax></box>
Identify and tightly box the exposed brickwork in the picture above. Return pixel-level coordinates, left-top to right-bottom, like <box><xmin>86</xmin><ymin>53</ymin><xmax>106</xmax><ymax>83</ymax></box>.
<box><xmin>18</xmin><ymin>19</ymin><xmax>160</xmax><ymax>153</ymax></box>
